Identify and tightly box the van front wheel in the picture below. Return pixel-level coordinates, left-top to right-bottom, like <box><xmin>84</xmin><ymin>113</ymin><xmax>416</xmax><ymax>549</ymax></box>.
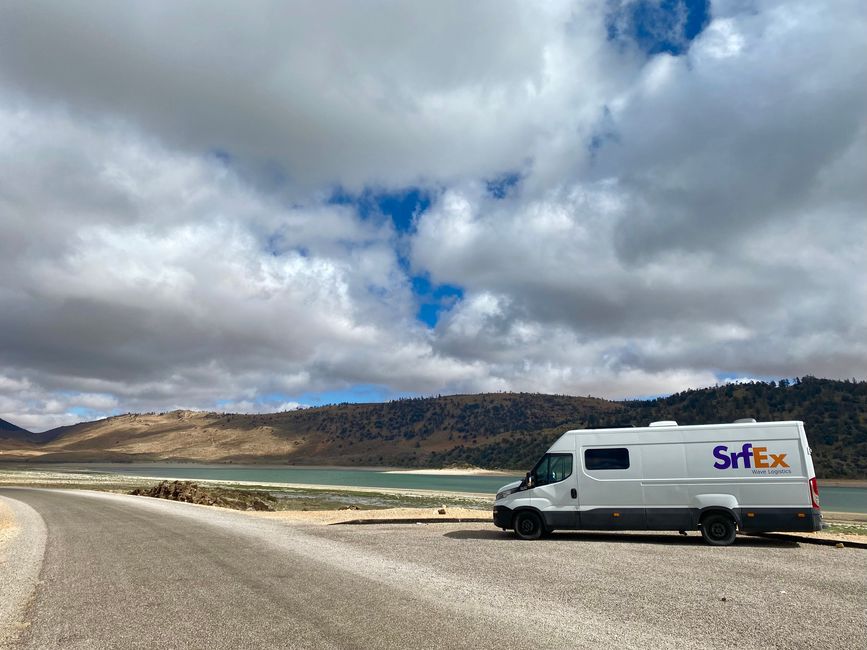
<box><xmin>701</xmin><ymin>513</ymin><xmax>737</xmax><ymax>546</ymax></box>
<box><xmin>514</xmin><ymin>511</ymin><xmax>544</xmax><ymax>540</ymax></box>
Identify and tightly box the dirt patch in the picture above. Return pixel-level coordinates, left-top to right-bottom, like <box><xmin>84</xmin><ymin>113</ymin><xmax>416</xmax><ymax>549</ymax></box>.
<box><xmin>130</xmin><ymin>480</ymin><xmax>276</xmax><ymax>511</ymax></box>
<box><xmin>0</xmin><ymin>499</ymin><xmax>18</xmax><ymax>554</ymax></box>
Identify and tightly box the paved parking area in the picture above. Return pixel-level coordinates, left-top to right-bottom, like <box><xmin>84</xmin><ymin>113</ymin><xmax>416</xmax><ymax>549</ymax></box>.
<box><xmin>2</xmin><ymin>489</ymin><xmax>864</xmax><ymax>649</ymax></box>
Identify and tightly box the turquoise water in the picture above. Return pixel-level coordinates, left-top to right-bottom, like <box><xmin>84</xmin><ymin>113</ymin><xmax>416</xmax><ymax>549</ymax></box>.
<box><xmin>819</xmin><ymin>487</ymin><xmax>867</xmax><ymax>514</ymax></box>
<box><xmin>63</xmin><ymin>463</ymin><xmax>523</xmax><ymax>495</ymax></box>
<box><xmin>53</xmin><ymin>463</ymin><xmax>867</xmax><ymax>512</ymax></box>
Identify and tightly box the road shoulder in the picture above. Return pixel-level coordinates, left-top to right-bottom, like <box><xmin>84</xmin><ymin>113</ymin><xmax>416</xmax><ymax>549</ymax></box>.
<box><xmin>0</xmin><ymin>492</ymin><xmax>47</xmax><ymax>649</ymax></box>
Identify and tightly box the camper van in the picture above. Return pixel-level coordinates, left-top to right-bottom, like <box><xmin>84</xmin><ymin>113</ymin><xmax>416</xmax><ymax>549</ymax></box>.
<box><xmin>493</xmin><ymin>420</ymin><xmax>822</xmax><ymax>545</ymax></box>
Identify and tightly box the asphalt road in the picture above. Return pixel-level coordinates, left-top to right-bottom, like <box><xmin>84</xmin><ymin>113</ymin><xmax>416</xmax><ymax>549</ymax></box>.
<box><xmin>1</xmin><ymin>488</ymin><xmax>864</xmax><ymax>650</ymax></box>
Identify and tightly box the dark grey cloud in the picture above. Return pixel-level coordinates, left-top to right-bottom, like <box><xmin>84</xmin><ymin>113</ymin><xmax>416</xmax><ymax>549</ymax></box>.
<box><xmin>0</xmin><ymin>1</ymin><xmax>594</xmax><ymax>191</ymax></box>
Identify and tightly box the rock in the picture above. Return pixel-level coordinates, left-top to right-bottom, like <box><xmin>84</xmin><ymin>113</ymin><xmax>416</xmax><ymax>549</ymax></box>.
<box><xmin>438</xmin><ymin>508</ymin><xmax>447</xmax><ymax>515</ymax></box>
<box><xmin>835</xmin><ymin>542</ymin><xmax>845</xmax><ymax>549</ymax></box>
<box><xmin>251</xmin><ymin>498</ymin><xmax>273</xmax><ymax>511</ymax></box>
<box><xmin>128</xmin><ymin>481</ymin><xmax>275</xmax><ymax>512</ymax></box>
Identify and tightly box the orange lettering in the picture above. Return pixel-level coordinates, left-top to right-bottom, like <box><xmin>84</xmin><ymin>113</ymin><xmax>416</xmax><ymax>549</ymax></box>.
<box><xmin>769</xmin><ymin>453</ymin><xmax>788</xmax><ymax>468</ymax></box>
<box><xmin>752</xmin><ymin>446</ymin><xmax>769</xmax><ymax>469</ymax></box>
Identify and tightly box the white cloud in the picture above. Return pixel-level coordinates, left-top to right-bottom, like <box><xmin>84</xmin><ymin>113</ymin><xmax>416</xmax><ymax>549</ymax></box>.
<box><xmin>0</xmin><ymin>0</ymin><xmax>864</xmax><ymax>431</ymax></box>
<box><xmin>0</xmin><ymin>374</ymin><xmax>116</xmax><ymax>431</ymax></box>
<box><xmin>696</xmin><ymin>18</ymin><xmax>746</xmax><ymax>60</ymax></box>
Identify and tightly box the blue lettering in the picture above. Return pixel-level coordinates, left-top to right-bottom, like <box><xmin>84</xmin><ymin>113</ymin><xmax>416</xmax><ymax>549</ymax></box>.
<box><xmin>713</xmin><ymin>445</ymin><xmax>730</xmax><ymax>469</ymax></box>
<box><xmin>729</xmin><ymin>443</ymin><xmax>753</xmax><ymax>469</ymax></box>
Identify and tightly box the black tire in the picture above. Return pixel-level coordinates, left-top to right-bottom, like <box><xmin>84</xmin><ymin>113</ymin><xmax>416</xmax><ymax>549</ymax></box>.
<box><xmin>701</xmin><ymin>513</ymin><xmax>737</xmax><ymax>546</ymax></box>
<box><xmin>514</xmin><ymin>511</ymin><xmax>544</xmax><ymax>540</ymax></box>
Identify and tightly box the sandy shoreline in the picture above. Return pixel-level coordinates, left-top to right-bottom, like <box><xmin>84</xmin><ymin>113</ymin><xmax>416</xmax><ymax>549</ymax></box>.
<box><xmin>383</xmin><ymin>468</ymin><xmax>514</xmax><ymax>476</ymax></box>
<box><xmin>0</xmin><ymin>460</ymin><xmax>522</xmax><ymax>473</ymax></box>
<box><xmin>819</xmin><ymin>479</ymin><xmax>867</xmax><ymax>488</ymax></box>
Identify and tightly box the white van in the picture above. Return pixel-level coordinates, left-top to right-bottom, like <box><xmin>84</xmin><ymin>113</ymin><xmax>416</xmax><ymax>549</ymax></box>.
<box><xmin>492</xmin><ymin>420</ymin><xmax>822</xmax><ymax>545</ymax></box>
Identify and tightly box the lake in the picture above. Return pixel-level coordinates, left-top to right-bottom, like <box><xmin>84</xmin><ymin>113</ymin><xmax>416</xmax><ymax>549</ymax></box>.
<box><xmin>56</xmin><ymin>463</ymin><xmax>867</xmax><ymax>513</ymax></box>
<box><xmin>60</xmin><ymin>463</ymin><xmax>520</xmax><ymax>495</ymax></box>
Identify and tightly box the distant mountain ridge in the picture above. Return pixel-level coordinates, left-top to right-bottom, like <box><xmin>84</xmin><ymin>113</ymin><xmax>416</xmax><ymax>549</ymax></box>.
<box><xmin>1</xmin><ymin>377</ymin><xmax>864</xmax><ymax>478</ymax></box>
<box><xmin>0</xmin><ymin>417</ymin><xmax>31</xmax><ymax>438</ymax></box>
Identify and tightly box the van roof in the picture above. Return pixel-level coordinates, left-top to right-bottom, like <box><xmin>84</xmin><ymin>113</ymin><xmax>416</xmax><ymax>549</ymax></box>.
<box><xmin>564</xmin><ymin>420</ymin><xmax>803</xmax><ymax>435</ymax></box>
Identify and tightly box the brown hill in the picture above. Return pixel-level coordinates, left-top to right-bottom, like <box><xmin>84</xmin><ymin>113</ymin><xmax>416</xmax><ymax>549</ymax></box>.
<box><xmin>3</xmin><ymin>378</ymin><xmax>865</xmax><ymax>477</ymax></box>
<box><xmin>10</xmin><ymin>393</ymin><xmax>619</xmax><ymax>467</ymax></box>
<box><xmin>0</xmin><ymin>417</ymin><xmax>36</xmax><ymax>454</ymax></box>
<box><xmin>0</xmin><ymin>416</ymin><xmax>31</xmax><ymax>438</ymax></box>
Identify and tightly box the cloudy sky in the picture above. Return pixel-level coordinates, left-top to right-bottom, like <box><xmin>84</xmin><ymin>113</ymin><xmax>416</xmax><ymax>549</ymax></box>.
<box><xmin>0</xmin><ymin>0</ymin><xmax>865</xmax><ymax>431</ymax></box>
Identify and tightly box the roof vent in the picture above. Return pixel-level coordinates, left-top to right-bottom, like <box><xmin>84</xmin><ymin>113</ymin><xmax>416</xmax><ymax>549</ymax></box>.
<box><xmin>649</xmin><ymin>420</ymin><xmax>678</xmax><ymax>427</ymax></box>
<box><xmin>734</xmin><ymin>418</ymin><xmax>757</xmax><ymax>424</ymax></box>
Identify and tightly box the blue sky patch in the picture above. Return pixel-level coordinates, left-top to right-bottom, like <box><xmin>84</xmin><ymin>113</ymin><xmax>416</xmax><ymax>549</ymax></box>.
<box><xmin>216</xmin><ymin>387</ymin><xmax>418</xmax><ymax>411</ymax></box>
<box><xmin>295</xmin><ymin>384</ymin><xmax>419</xmax><ymax>407</ymax></box>
<box><xmin>329</xmin><ymin>186</ymin><xmax>432</xmax><ymax>233</ymax></box>
<box><xmin>68</xmin><ymin>405</ymin><xmax>119</xmax><ymax>419</ymax></box>
<box><xmin>412</xmin><ymin>275</ymin><xmax>464</xmax><ymax>327</ymax></box>
<box><xmin>607</xmin><ymin>0</ymin><xmax>711</xmax><ymax>56</ymax></box>
<box><xmin>486</xmin><ymin>172</ymin><xmax>521</xmax><ymax>199</ymax></box>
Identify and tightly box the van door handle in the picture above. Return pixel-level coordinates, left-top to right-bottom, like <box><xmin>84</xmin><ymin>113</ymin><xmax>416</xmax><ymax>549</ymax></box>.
<box><xmin>570</xmin><ymin>489</ymin><xmax>577</xmax><ymax>499</ymax></box>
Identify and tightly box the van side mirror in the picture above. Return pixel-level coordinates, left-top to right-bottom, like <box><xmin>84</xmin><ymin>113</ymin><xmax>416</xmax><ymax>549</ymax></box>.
<box><xmin>525</xmin><ymin>472</ymin><xmax>535</xmax><ymax>488</ymax></box>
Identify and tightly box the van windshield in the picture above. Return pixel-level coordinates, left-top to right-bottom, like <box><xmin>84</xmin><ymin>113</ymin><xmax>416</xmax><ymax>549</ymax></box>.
<box><xmin>530</xmin><ymin>453</ymin><xmax>573</xmax><ymax>487</ymax></box>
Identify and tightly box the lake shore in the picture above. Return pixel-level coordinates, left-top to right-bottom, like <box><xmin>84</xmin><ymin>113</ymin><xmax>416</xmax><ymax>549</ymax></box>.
<box><xmin>383</xmin><ymin>468</ymin><xmax>514</xmax><ymax>476</ymax></box>
<box><xmin>818</xmin><ymin>479</ymin><xmax>867</xmax><ymax>488</ymax></box>
<box><xmin>0</xmin><ymin>467</ymin><xmax>494</xmax><ymax>507</ymax></box>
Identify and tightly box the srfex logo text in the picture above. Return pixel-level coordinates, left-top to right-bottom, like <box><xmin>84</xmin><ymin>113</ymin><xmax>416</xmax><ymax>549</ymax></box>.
<box><xmin>713</xmin><ymin>443</ymin><xmax>789</xmax><ymax>470</ymax></box>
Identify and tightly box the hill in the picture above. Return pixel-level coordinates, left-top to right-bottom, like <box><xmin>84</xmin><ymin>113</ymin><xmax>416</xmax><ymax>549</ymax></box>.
<box><xmin>5</xmin><ymin>393</ymin><xmax>619</xmax><ymax>467</ymax></box>
<box><xmin>0</xmin><ymin>417</ymin><xmax>31</xmax><ymax>438</ymax></box>
<box><xmin>2</xmin><ymin>377</ymin><xmax>864</xmax><ymax>478</ymax></box>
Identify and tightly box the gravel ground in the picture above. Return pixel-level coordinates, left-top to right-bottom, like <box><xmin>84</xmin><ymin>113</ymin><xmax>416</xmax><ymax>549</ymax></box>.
<box><xmin>316</xmin><ymin>522</ymin><xmax>867</xmax><ymax>649</ymax></box>
<box><xmin>0</xmin><ymin>488</ymin><xmax>864</xmax><ymax>649</ymax></box>
<box><xmin>247</xmin><ymin>506</ymin><xmax>487</xmax><ymax>525</ymax></box>
<box><xmin>247</xmin><ymin>508</ymin><xmax>867</xmax><ymax>545</ymax></box>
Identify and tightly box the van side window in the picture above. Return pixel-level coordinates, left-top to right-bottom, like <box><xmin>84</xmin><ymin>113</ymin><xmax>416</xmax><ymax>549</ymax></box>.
<box><xmin>531</xmin><ymin>453</ymin><xmax>573</xmax><ymax>486</ymax></box>
<box><xmin>585</xmin><ymin>448</ymin><xmax>630</xmax><ymax>470</ymax></box>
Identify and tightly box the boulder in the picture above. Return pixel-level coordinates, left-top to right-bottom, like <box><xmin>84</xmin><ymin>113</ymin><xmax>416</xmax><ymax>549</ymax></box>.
<box><xmin>128</xmin><ymin>481</ymin><xmax>276</xmax><ymax>512</ymax></box>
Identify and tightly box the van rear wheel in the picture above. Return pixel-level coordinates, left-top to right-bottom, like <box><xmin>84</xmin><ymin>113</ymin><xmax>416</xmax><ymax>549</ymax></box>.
<box><xmin>514</xmin><ymin>511</ymin><xmax>544</xmax><ymax>540</ymax></box>
<box><xmin>701</xmin><ymin>513</ymin><xmax>737</xmax><ymax>546</ymax></box>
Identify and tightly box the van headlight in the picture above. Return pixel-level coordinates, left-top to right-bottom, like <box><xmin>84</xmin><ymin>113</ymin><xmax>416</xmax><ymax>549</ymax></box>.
<box><xmin>496</xmin><ymin>487</ymin><xmax>518</xmax><ymax>501</ymax></box>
